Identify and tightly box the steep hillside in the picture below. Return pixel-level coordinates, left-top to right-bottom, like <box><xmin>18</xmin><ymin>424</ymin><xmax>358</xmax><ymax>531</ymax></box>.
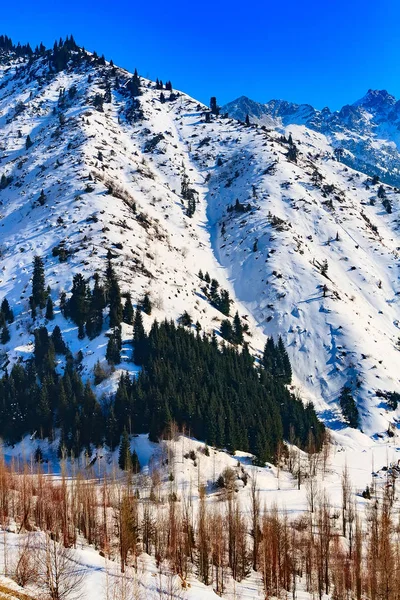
<box><xmin>0</xmin><ymin>41</ymin><xmax>399</xmax><ymax>440</ymax></box>
<box><xmin>196</xmin><ymin>121</ymin><xmax>400</xmax><ymax>435</ymax></box>
<box><xmin>0</xmin><ymin>46</ymin><xmax>268</xmax><ymax>391</ymax></box>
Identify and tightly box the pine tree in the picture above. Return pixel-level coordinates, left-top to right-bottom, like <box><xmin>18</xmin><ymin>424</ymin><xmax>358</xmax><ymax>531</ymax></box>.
<box><xmin>186</xmin><ymin>195</ymin><xmax>196</xmax><ymax>218</ymax></box>
<box><xmin>68</xmin><ymin>273</ymin><xmax>88</xmax><ymax>326</ymax></box>
<box><xmin>133</xmin><ymin>309</ymin><xmax>146</xmax><ymax>364</ymax></box>
<box><xmin>210</xmin><ymin>278</ymin><xmax>219</xmax><ymax>300</ymax></box>
<box><xmin>34</xmin><ymin>446</ymin><xmax>43</xmax><ymax>463</ymax></box>
<box><xmin>377</xmin><ymin>184</ymin><xmax>386</xmax><ymax>199</ymax></box>
<box><xmin>25</xmin><ymin>134</ymin><xmax>33</xmax><ymax>149</ymax></box>
<box><xmin>218</xmin><ymin>289</ymin><xmax>231</xmax><ymax>316</ymax></box>
<box><xmin>210</xmin><ymin>97</ymin><xmax>219</xmax><ymax>116</ymax></box>
<box><xmin>38</xmin><ymin>189</ymin><xmax>46</xmax><ymax>206</ymax></box>
<box><xmin>60</xmin><ymin>291</ymin><xmax>67</xmax><ymax>316</ymax></box>
<box><xmin>93</xmin><ymin>360</ymin><xmax>107</xmax><ymax>385</ymax></box>
<box><xmin>140</xmin><ymin>293</ymin><xmax>152</xmax><ymax>315</ymax></box>
<box><xmin>339</xmin><ymin>386</ymin><xmax>359</xmax><ymax>428</ymax></box>
<box><xmin>262</xmin><ymin>337</ymin><xmax>276</xmax><ymax>373</ymax></box>
<box><xmin>86</xmin><ymin>273</ymin><xmax>104</xmax><ymax>339</ymax></box>
<box><xmin>287</xmin><ymin>143</ymin><xmax>298</xmax><ymax>163</ymax></box>
<box><xmin>127</xmin><ymin>69</ymin><xmax>141</xmax><ymax>97</ymax></box>
<box><xmin>133</xmin><ymin>309</ymin><xmax>145</xmax><ymax>341</ymax></box>
<box><xmin>179</xmin><ymin>311</ymin><xmax>192</xmax><ymax>328</ymax></box>
<box><xmin>105</xmin><ymin>407</ymin><xmax>119</xmax><ymax>450</ymax></box>
<box><xmin>0</xmin><ymin>174</ymin><xmax>9</xmax><ymax>190</ymax></box>
<box><xmin>109</xmin><ymin>277</ymin><xmax>123</xmax><ymax>327</ymax></box>
<box><xmin>233</xmin><ymin>312</ymin><xmax>243</xmax><ymax>344</ymax></box>
<box><xmin>37</xmin><ymin>383</ymin><xmax>52</xmax><ymax>437</ymax></box>
<box><xmin>32</xmin><ymin>256</ymin><xmax>46</xmax><ymax>309</ymax></box>
<box><xmin>382</xmin><ymin>198</ymin><xmax>392</xmax><ymax>214</ymax></box>
<box><xmin>81</xmin><ymin>381</ymin><xmax>103</xmax><ymax>448</ymax></box>
<box><xmin>51</xmin><ymin>325</ymin><xmax>67</xmax><ymax>354</ymax></box>
<box><xmin>131</xmin><ymin>449</ymin><xmax>140</xmax><ymax>473</ymax></box>
<box><xmin>34</xmin><ymin>327</ymin><xmax>56</xmax><ymax>376</ymax></box>
<box><xmin>105</xmin><ymin>258</ymin><xmax>123</xmax><ymax>327</ymax></box>
<box><xmin>1</xmin><ymin>299</ymin><xmax>13</xmax><ymax>323</ymax></box>
<box><xmin>45</xmin><ymin>296</ymin><xmax>54</xmax><ymax>320</ymax></box>
<box><xmin>277</xmin><ymin>336</ymin><xmax>292</xmax><ymax>383</ymax></box>
<box><xmin>106</xmin><ymin>331</ymin><xmax>121</xmax><ymax>365</ymax></box>
<box><xmin>220</xmin><ymin>319</ymin><xmax>233</xmax><ymax>342</ymax></box>
<box><xmin>118</xmin><ymin>430</ymin><xmax>131</xmax><ymax>470</ymax></box>
<box><xmin>1</xmin><ymin>324</ymin><xmax>10</xmax><ymax>344</ymax></box>
<box><xmin>123</xmin><ymin>294</ymin><xmax>134</xmax><ymax>325</ymax></box>
<box><xmin>114</xmin><ymin>375</ymin><xmax>130</xmax><ymax>428</ymax></box>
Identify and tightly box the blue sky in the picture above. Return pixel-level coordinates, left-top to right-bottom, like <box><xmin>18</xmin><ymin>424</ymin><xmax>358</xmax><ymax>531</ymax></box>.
<box><xmin>1</xmin><ymin>0</ymin><xmax>398</xmax><ymax>109</ymax></box>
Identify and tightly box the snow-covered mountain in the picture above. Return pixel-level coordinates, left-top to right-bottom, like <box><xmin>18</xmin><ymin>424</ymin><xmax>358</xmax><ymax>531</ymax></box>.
<box><xmin>223</xmin><ymin>90</ymin><xmax>400</xmax><ymax>187</ymax></box>
<box><xmin>0</xmin><ymin>40</ymin><xmax>399</xmax><ymax>438</ymax></box>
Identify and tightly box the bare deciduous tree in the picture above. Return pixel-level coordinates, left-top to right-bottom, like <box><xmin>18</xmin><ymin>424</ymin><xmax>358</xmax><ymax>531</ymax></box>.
<box><xmin>11</xmin><ymin>533</ymin><xmax>38</xmax><ymax>587</ymax></box>
<box><xmin>38</xmin><ymin>533</ymin><xmax>86</xmax><ymax>600</ymax></box>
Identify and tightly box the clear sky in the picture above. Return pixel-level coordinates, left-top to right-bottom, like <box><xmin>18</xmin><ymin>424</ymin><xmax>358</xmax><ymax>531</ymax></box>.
<box><xmin>1</xmin><ymin>0</ymin><xmax>398</xmax><ymax>109</ymax></box>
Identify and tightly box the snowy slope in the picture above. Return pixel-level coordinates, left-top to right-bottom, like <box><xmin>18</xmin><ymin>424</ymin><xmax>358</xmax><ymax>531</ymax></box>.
<box><xmin>0</xmin><ymin>426</ymin><xmax>398</xmax><ymax>600</ymax></box>
<box><xmin>0</xmin><ymin>49</ymin><xmax>399</xmax><ymax>439</ymax></box>
<box><xmin>194</xmin><ymin>121</ymin><xmax>400</xmax><ymax>435</ymax></box>
<box><xmin>0</xmin><ymin>53</ymin><xmax>267</xmax><ymax>392</ymax></box>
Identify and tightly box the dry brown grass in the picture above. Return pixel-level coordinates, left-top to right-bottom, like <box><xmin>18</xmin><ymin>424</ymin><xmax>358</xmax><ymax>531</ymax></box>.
<box><xmin>0</xmin><ymin>583</ymin><xmax>34</xmax><ymax>600</ymax></box>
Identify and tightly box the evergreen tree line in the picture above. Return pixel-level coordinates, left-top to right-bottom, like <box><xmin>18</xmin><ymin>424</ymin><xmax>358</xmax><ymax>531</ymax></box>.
<box><xmin>198</xmin><ymin>271</ymin><xmax>231</xmax><ymax>316</ymax></box>
<box><xmin>114</xmin><ymin>319</ymin><xmax>324</xmax><ymax>462</ymax></box>
<box><xmin>0</xmin><ymin>255</ymin><xmax>323</xmax><ymax>464</ymax></box>
<box><xmin>0</xmin><ymin>35</ymin><xmax>33</xmax><ymax>57</ymax></box>
<box><xmin>155</xmin><ymin>78</ymin><xmax>173</xmax><ymax>91</ymax></box>
<box><xmin>262</xmin><ymin>336</ymin><xmax>292</xmax><ymax>384</ymax></box>
<box><xmin>0</xmin><ymin>322</ymin><xmax>103</xmax><ymax>454</ymax></box>
<box><xmin>2</xmin><ymin>34</ymin><xmax>114</xmax><ymax>74</ymax></box>
<box><xmin>0</xmin><ymin>315</ymin><xmax>323</xmax><ymax>462</ymax></box>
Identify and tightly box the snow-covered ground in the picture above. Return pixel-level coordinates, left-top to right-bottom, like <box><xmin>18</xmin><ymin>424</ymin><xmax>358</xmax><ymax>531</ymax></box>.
<box><xmin>0</xmin><ymin>426</ymin><xmax>398</xmax><ymax>600</ymax></box>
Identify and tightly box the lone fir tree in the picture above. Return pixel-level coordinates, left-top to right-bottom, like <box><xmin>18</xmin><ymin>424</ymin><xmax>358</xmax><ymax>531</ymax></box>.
<box><xmin>339</xmin><ymin>386</ymin><xmax>359</xmax><ymax>428</ymax></box>
<box><xmin>32</xmin><ymin>256</ymin><xmax>46</xmax><ymax>309</ymax></box>
<box><xmin>118</xmin><ymin>429</ymin><xmax>131</xmax><ymax>471</ymax></box>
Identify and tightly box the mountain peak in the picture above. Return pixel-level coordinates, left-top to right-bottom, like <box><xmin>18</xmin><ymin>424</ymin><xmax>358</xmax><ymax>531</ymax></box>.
<box><xmin>353</xmin><ymin>88</ymin><xmax>396</xmax><ymax>110</ymax></box>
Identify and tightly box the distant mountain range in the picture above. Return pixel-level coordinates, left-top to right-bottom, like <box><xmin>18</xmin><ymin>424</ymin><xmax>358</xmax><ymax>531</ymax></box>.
<box><xmin>223</xmin><ymin>90</ymin><xmax>400</xmax><ymax>186</ymax></box>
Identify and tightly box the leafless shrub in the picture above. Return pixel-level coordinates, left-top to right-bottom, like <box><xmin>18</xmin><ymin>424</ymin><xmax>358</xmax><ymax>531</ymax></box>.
<box><xmin>152</xmin><ymin>295</ymin><xmax>164</xmax><ymax>311</ymax></box>
<box><xmin>37</xmin><ymin>534</ymin><xmax>86</xmax><ymax>600</ymax></box>
<box><xmin>11</xmin><ymin>533</ymin><xmax>38</xmax><ymax>587</ymax></box>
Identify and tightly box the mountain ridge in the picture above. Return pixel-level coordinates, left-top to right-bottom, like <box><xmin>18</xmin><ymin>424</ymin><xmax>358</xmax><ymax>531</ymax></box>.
<box><xmin>223</xmin><ymin>89</ymin><xmax>400</xmax><ymax>187</ymax></box>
